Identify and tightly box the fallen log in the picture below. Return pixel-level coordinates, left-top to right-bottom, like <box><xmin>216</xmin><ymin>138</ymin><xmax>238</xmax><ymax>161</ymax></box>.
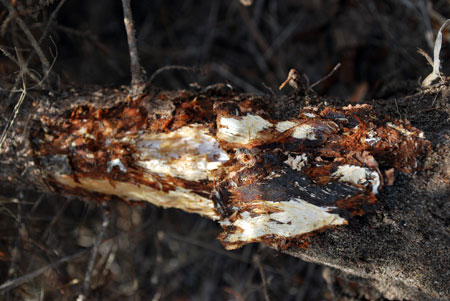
<box><xmin>0</xmin><ymin>84</ymin><xmax>448</xmax><ymax>300</ymax></box>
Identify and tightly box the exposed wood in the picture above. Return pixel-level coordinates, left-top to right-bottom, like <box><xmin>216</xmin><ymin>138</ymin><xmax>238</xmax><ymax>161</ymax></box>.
<box><xmin>0</xmin><ymin>84</ymin><xmax>448</xmax><ymax>300</ymax></box>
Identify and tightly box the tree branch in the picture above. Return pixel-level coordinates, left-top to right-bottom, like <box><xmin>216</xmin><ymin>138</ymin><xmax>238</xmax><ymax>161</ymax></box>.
<box><xmin>121</xmin><ymin>0</ymin><xmax>146</xmax><ymax>95</ymax></box>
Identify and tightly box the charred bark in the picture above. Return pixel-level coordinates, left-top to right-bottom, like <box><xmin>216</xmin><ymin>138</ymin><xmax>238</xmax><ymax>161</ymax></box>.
<box><xmin>0</xmin><ymin>84</ymin><xmax>448</xmax><ymax>300</ymax></box>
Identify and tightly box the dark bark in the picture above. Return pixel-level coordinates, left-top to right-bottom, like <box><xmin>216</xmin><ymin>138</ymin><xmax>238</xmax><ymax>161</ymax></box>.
<box><xmin>0</xmin><ymin>84</ymin><xmax>448</xmax><ymax>300</ymax></box>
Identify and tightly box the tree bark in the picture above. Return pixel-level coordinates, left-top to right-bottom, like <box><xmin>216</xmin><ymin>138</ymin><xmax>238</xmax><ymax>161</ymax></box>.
<box><xmin>0</xmin><ymin>84</ymin><xmax>448</xmax><ymax>300</ymax></box>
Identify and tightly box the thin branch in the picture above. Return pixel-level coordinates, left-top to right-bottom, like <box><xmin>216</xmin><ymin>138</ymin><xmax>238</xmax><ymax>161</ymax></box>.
<box><xmin>237</xmin><ymin>3</ymin><xmax>269</xmax><ymax>53</ymax></box>
<box><xmin>6</xmin><ymin>192</ymin><xmax>23</xmax><ymax>284</ymax></box>
<box><xmin>22</xmin><ymin>0</ymin><xmax>66</xmax><ymax>83</ymax></box>
<box><xmin>199</xmin><ymin>0</ymin><xmax>219</xmax><ymax>62</ymax></box>
<box><xmin>0</xmin><ymin>91</ymin><xmax>27</xmax><ymax>149</ymax></box>
<box><xmin>121</xmin><ymin>0</ymin><xmax>146</xmax><ymax>95</ymax></box>
<box><xmin>254</xmin><ymin>254</ymin><xmax>270</xmax><ymax>301</ymax></box>
<box><xmin>0</xmin><ymin>49</ymin><xmax>27</xmax><ymax>150</ymax></box>
<box><xmin>262</xmin><ymin>82</ymin><xmax>276</xmax><ymax>96</ymax></box>
<box><xmin>149</xmin><ymin>65</ymin><xmax>198</xmax><ymax>84</ymax></box>
<box><xmin>0</xmin><ymin>9</ymin><xmax>12</xmax><ymax>36</ymax></box>
<box><xmin>26</xmin><ymin>36</ymin><xmax>59</xmax><ymax>90</ymax></box>
<box><xmin>40</xmin><ymin>199</ymin><xmax>71</xmax><ymax>241</ymax></box>
<box><xmin>302</xmin><ymin>73</ymin><xmax>310</xmax><ymax>89</ymax></box>
<box><xmin>418</xmin><ymin>0</ymin><xmax>434</xmax><ymax>50</ymax></box>
<box><xmin>0</xmin><ymin>248</ymin><xmax>90</xmax><ymax>292</ymax></box>
<box><xmin>55</xmin><ymin>25</ymin><xmax>111</xmax><ymax>54</ymax></box>
<box><xmin>0</xmin><ymin>45</ymin><xmax>18</xmax><ymax>65</ymax></box>
<box><xmin>309</xmin><ymin>63</ymin><xmax>341</xmax><ymax>91</ymax></box>
<box><xmin>77</xmin><ymin>205</ymin><xmax>110</xmax><ymax>301</ymax></box>
<box><xmin>0</xmin><ymin>0</ymin><xmax>50</xmax><ymax>75</ymax></box>
<box><xmin>39</xmin><ymin>0</ymin><xmax>68</xmax><ymax>46</ymax></box>
<box><xmin>211</xmin><ymin>63</ymin><xmax>263</xmax><ymax>94</ymax></box>
<box><xmin>0</xmin><ymin>45</ymin><xmax>42</xmax><ymax>84</ymax></box>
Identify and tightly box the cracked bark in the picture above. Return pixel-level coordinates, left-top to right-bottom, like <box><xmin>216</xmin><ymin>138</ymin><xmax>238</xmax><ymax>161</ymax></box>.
<box><xmin>0</xmin><ymin>84</ymin><xmax>448</xmax><ymax>300</ymax></box>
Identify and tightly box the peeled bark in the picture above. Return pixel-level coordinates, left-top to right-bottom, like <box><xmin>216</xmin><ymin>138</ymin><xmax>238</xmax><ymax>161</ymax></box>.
<box><xmin>0</xmin><ymin>84</ymin><xmax>448</xmax><ymax>300</ymax></box>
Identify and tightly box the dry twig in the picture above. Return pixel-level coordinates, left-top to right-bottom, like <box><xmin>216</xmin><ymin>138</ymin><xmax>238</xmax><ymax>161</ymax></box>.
<box><xmin>149</xmin><ymin>65</ymin><xmax>198</xmax><ymax>85</ymax></box>
<box><xmin>254</xmin><ymin>254</ymin><xmax>270</xmax><ymax>301</ymax></box>
<box><xmin>309</xmin><ymin>63</ymin><xmax>341</xmax><ymax>90</ymax></box>
<box><xmin>0</xmin><ymin>248</ymin><xmax>90</xmax><ymax>293</ymax></box>
<box><xmin>77</xmin><ymin>205</ymin><xmax>110</xmax><ymax>301</ymax></box>
<box><xmin>0</xmin><ymin>0</ymin><xmax>50</xmax><ymax>75</ymax></box>
<box><xmin>0</xmin><ymin>49</ymin><xmax>27</xmax><ymax>150</ymax></box>
<box><xmin>121</xmin><ymin>0</ymin><xmax>146</xmax><ymax>95</ymax></box>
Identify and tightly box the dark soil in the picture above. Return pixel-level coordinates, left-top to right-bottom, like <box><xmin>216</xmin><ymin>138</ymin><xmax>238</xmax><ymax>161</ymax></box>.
<box><xmin>0</xmin><ymin>1</ymin><xmax>449</xmax><ymax>300</ymax></box>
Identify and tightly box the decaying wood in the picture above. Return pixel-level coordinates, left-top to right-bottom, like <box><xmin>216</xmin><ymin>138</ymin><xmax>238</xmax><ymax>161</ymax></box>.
<box><xmin>0</xmin><ymin>85</ymin><xmax>448</xmax><ymax>300</ymax></box>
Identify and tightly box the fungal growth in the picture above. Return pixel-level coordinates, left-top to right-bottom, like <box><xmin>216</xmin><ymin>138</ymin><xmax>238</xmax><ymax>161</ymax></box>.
<box><xmin>30</xmin><ymin>90</ymin><xmax>430</xmax><ymax>250</ymax></box>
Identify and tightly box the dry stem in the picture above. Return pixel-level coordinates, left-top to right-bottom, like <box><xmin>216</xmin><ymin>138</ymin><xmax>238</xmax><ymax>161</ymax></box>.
<box><xmin>121</xmin><ymin>0</ymin><xmax>146</xmax><ymax>95</ymax></box>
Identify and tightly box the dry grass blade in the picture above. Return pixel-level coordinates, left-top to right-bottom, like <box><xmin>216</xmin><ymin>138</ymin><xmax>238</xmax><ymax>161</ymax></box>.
<box><xmin>422</xmin><ymin>18</ymin><xmax>450</xmax><ymax>86</ymax></box>
<box><xmin>0</xmin><ymin>49</ymin><xmax>27</xmax><ymax>150</ymax></box>
<box><xmin>432</xmin><ymin>19</ymin><xmax>450</xmax><ymax>79</ymax></box>
<box><xmin>417</xmin><ymin>48</ymin><xmax>433</xmax><ymax>67</ymax></box>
